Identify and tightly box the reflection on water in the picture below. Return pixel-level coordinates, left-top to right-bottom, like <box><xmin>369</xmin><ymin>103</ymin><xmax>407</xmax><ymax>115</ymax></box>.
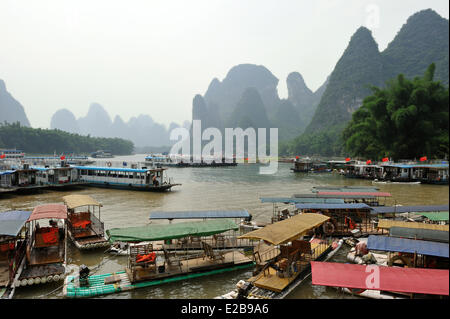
<box><xmin>2</xmin><ymin>155</ymin><xmax>448</xmax><ymax>299</ymax></box>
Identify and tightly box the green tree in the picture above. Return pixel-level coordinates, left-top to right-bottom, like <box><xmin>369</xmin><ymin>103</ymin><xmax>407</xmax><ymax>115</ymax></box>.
<box><xmin>343</xmin><ymin>63</ymin><xmax>449</xmax><ymax>160</ymax></box>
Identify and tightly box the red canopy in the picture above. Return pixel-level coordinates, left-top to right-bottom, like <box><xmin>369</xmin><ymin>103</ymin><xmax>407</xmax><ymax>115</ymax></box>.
<box><xmin>311</xmin><ymin>262</ymin><xmax>449</xmax><ymax>296</ymax></box>
<box><xmin>318</xmin><ymin>191</ymin><xmax>391</xmax><ymax>197</ymax></box>
<box><xmin>28</xmin><ymin>204</ymin><xmax>68</xmax><ymax>221</ymax></box>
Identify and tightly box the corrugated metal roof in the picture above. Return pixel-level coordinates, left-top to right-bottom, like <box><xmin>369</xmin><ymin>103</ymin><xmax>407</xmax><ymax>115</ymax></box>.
<box><xmin>311</xmin><ymin>261</ymin><xmax>449</xmax><ymax>296</ymax></box>
<box><xmin>260</xmin><ymin>197</ymin><xmax>345</xmax><ymax>204</ymax></box>
<box><xmin>149</xmin><ymin>210</ymin><xmax>250</xmax><ymax>220</ymax></box>
<box><xmin>295</xmin><ymin>203</ymin><xmax>372</xmax><ymax>210</ymax></box>
<box><xmin>367</xmin><ymin>235</ymin><xmax>449</xmax><ymax>258</ymax></box>
<box><xmin>372</xmin><ymin>205</ymin><xmax>449</xmax><ymax>214</ymax></box>
<box><xmin>390</xmin><ymin>227</ymin><xmax>449</xmax><ymax>243</ymax></box>
<box><xmin>293</xmin><ymin>193</ymin><xmax>377</xmax><ymax>199</ymax></box>
<box><xmin>419</xmin><ymin>212</ymin><xmax>449</xmax><ymax>221</ymax></box>
<box><xmin>317</xmin><ymin>191</ymin><xmax>392</xmax><ymax>197</ymax></box>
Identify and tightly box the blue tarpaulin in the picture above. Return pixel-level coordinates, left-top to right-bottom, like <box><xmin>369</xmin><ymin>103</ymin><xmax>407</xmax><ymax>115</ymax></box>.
<box><xmin>295</xmin><ymin>203</ymin><xmax>372</xmax><ymax>210</ymax></box>
<box><xmin>0</xmin><ymin>211</ymin><xmax>32</xmax><ymax>237</ymax></box>
<box><xmin>367</xmin><ymin>235</ymin><xmax>449</xmax><ymax>258</ymax></box>
<box><xmin>149</xmin><ymin>210</ymin><xmax>250</xmax><ymax>220</ymax></box>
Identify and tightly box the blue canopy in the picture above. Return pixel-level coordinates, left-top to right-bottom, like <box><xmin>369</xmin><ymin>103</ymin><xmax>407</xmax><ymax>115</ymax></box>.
<box><xmin>149</xmin><ymin>210</ymin><xmax>250</xmax><ymax>220</ymax></box>
<box><xmin>0</xmin><ymin>211</ymin><xmax>32</xmax><ymax>237</ymax></box>
<box><xmin>295</xmin><ymin>203</ymin><xmax>372</xmax><ymax>210</ymax></box>
<box><xmin>0</xmin><ymin>170</ymin><xmax>15</xmax><ymax>176</ymax></box>
<box><xmin>260</xmin><ymin>197</ymin><xmax>345</xmax><ymax>204</ymax></box>
<box><xmin>372</xmin><ymin>205</ymin><xmax>449</xmax><ymax>214</ymax></box>
<box><xmin>367</xmin><ymin>235</ymin><xmax>449</xmax><ymax>258</ymax></box>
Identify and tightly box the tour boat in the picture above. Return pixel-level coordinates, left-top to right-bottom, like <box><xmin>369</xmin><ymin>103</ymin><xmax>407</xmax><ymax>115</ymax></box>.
<box><xmin>73</xmin><ymin>165</ymin><xmax>180</xmax><ymax>191</ymax></box>
<box><xmin>17</xmin><ymin>204</ymin><xmax>68</xmax><ymax>287</ymax></box>
<box><xmin>0</xmin><ymin>210</ymin><xmax>31</xmax><ymax>299</ymax></box>
<box><xmin>62</xmin><ymin>194</ymin><xmax>110</xmax><ymax>250</ymax></box>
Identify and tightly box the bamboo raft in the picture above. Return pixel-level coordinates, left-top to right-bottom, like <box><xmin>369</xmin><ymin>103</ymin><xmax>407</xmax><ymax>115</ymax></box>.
<box><xmin>63</xmin><ymin>250</ymin><xmax>254</xmax><ymax>298</ymax></box>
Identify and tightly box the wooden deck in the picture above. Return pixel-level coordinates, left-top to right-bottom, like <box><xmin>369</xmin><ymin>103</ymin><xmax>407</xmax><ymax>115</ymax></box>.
<box><xmin>250</xmin><ymin>242</ymin><xmax>330</xmax><ymax>293</ymax></box>
<box><xmin>127</xmin><ymin>250</ymin><xmax>252</xmax><ymax>283</ymax></box>
<box><xmin>29</xmin><ymin>245</ymin><xmax>64</xmax><ymax>265</ymax></box>
<box><xmin>19</xmin><ymin>263</ymin><xmax>65</xmax><ymax>279</ymax></box>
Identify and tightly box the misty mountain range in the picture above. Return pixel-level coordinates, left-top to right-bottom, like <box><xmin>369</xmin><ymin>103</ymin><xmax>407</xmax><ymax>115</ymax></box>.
<box><xmin>1</xmin><ymin>9</ymin><xmax>448</xmax><ymax>153</ymax></box>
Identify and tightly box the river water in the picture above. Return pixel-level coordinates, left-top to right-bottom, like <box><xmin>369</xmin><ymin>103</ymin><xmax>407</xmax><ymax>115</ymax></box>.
<box><xmin>1</xmin><ymin>155</ymin><xmax>448</xmax><ymax>299</ymax></box>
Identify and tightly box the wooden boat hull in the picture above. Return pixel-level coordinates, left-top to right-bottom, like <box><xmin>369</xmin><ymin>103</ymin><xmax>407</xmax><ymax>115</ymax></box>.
<box><xmin>81</xmin><ymin>182</ymin><xmax>180</xmax><ymax>192</ymax></box>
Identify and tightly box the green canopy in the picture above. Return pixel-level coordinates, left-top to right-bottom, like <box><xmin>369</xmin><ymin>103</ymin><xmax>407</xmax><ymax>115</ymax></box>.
<box><xmin>106</xmin><ymin>219</ymin><xmax>238</xmax><ymax>243</ymax></box>
<box><xmin>419</xmin><ymin>212</ymin><xmax>449</xmax><ymax>222</ymax></box>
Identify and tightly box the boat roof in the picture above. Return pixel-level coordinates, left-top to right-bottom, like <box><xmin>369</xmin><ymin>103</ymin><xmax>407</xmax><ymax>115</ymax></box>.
<box><xmin>382</xmin><ymin>163</ymin><xmax>448</xmax><ymax>169</ymax></box>
<box><xmin>310</xmin><ymin>261</ymin><xmax>449</xmax><ymax>296</ymax></box>
<box><xmin>238</xmin><ymin>213</ymin><xmax>329</xmax><ymax>245</ymax></box>
<box><xmin>28</xmin><ymin>204</ymin><xmax>68</xmax><ymax>221</ymax></box>
<box><xmin>295</xmin><ymin>203</ymin><xmax>373</xmax><ymax>210</ymax></box>
<box><xmin>260</xmin><ymin>197</ymin><xmax>345</xmax><ymax>204</ymax></box>
<box><xmin>63</xmin><ymin>194</ymin><xmax>102</xmax><ymax>209</ymax></box>
<box><xmin>312</xmin><ymin>186</ymin><xmax>379</xmax><ymax>192</ymax></box>
<box><xmin>390</xmin><ymin>227</ymin><xmax>449</xmax><ymax>243</ymax></box>
<box><xmin>149</xmin><ymin>210</ymin><xmax>250</xmax><ymax>220</ymax></box>
<box><xmin>72</xmin><ymin>165</ymin><xmax>164</xmax><ymax>173</ymax></box>
<box><xmin>293</xmin><ymin>193</ymin><xmax>379</xmax><ymax>199</ymax></box>
<box><xmin>367</xmin><ymin>235</ymin><xmax>449</xmax><ymax>258</ymax></box>
<box><xmin>377</xmin><ymin>219</ymin><xmax>449</xmax><ymax>232</ymax></box>
<box><xmin>0</xmin><ymin>211</ymin><xmax>32</xmax><ymax>237</ymax></box>
<box><xmin>106</xmin><ymin>219</ymin><xmax>238</xmax><ymax>243</ymax></box>
<box><xmin>317</xmin><ymin>191</ymin><xmax>392</xmax><ymax>197</ymax></box>
<box><xmin>419</xmin><ymin>211</ymin><xmax>449</xmax><ymax>221</ymax></box>
<box><xmin>0</xmin><ymin>170</ymin><xmax>15</xmax><ymax>175</ymax></box>
<box><xmin>372</xmin><ymin>205</ymin><xmax>449</xmax><ymax>214</ymax></box>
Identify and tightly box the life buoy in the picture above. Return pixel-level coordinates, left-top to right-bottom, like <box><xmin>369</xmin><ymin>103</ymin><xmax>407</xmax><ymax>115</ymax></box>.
<box><xmin>107</xmin><ymin>162</ymin><xmax>112</xmax><ymax>167</ymax></box>
<box><xmin>322</xmin><ymin>221</ymin><xmax>335</xmax><ymax>234</ymax></box>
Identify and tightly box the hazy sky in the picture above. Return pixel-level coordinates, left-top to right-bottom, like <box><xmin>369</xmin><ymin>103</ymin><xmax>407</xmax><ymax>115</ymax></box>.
<box><xmin>1</xmin><ymin>0</ymin><xmax>448</xmax><ymax>129</ymax></box>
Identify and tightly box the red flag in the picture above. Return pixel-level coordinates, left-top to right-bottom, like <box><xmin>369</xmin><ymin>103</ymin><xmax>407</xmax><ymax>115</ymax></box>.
<box><xmin>345</xmin><ymin>157</ymin><xmax>351</xmax><ymax>162</ymax></box>
<box><xmin>366</xmin><ymin>160</ymin><xmax>372</xmax><ymax>165</ymax></box>
<box><xmin>420</xmin><ymin>156</ymin><xmax>427</xmax><ymax>162</ymax></box>
<box><xmin>0</xmin><ymin>154</ymin><xmax>5</xmax><ymax>159</ymax></box>
<box><xmin>296</xmin><ymin>156</ymin><xmax>300</xmax><ymax>159</ymax></box>
<box><xmin>382</xmin><ymin>157</ymin><xmax>389</xmax><ymax>162</ymax></box>
<box><xmin>60</xmin><ymin>155</ymin><xmax>66</xmax><ymax>160</ymax></box>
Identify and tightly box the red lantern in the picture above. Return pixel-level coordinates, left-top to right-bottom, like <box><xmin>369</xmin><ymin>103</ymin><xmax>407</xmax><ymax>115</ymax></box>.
<box><xmin>60</xmin><ymin>155</ymin><xmax>66</xmax><ymax>160</ymax></box>
<box><xmin>366</xmin><ymin>160</ymin><xmax>372</xmax><ymax>165</ymax></box>
<box><xmin>382</xmin><ymin>157</ymin><xmax>389</xmax><ymax>162</ymax></box>
<box><xmin>420</xmin><ymin>156</ymin><xmax>427</xmax><ymax>162</ymax></box>
<box><xmin>345</xmin><ymin>157</ymin><xmax>351</xmax><ymax>162</ymax></box>
<box><xmin>0</xmin><ymin>154</ymin><xmax>5</xmax><ymax>159</ymax></box>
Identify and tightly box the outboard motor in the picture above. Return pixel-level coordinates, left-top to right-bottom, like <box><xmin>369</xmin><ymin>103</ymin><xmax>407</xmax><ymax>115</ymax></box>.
<box><xmin>79</xmin><ymin>264</ymin><xmax>90</xmax><ymax>287</ymax></box>
<box><xmin>236</xmin><ymin>282</ymin><xmax>253</xmax><ymax>299</ymax></box>
<box><xmin>244</xmin><ymin>214</ymin><xmax>253</xmax><ymax>222</ymax></box>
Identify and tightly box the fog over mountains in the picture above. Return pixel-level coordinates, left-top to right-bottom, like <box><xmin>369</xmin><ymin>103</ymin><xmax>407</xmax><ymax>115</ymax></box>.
<box><xmin>50</xmin><ymin>104</ymin><xmax>190</xmax><ymax>147</ymax></box>
<box><xmin>2</xmin><ymin>9</ymin><xmax>447</xmax><ymax>153</ymax></box>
